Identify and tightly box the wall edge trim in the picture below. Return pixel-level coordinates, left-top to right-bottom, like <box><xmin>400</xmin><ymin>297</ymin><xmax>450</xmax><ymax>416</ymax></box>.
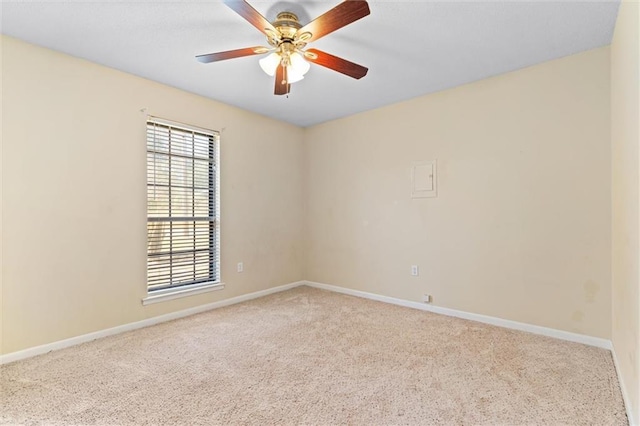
<box><xmin>1</xmin><ymin>280</ymin><xmax>615</xmax><ymax>367</ymax></box>
<box><xmin>303</xmin><ymin>280</ymin><xmax>613</xmax><ymax>349</ymax></box>
<box><xmin>0</xmin><ymin>280</ymin><xmax>305</xmax><ymax>365</ymax></box>
<box><xmin>612</xmin><ymin>344</ymin><xmax>638</xmax><ymax>425</ymax></box>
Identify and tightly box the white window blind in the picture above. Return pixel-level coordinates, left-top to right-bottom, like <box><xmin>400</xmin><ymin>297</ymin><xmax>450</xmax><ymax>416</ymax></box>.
<box><xmin>146</xmin><ymin>118</ymin><xmax>220</xmax><ymax>294</ymax></box>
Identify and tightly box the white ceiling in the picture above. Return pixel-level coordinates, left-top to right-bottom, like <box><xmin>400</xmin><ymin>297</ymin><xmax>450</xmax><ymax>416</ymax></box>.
<box><xmin>1</xmin><ymin>1</ymin><xmax>619</xmax><ymax>127</ymax></box>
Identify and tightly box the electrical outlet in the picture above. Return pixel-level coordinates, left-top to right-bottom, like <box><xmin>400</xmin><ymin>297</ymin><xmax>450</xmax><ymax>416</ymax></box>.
<box><xmin>422</xmin><ymin>294</ymin><xmax>431</xmax><ymax>303</ymax></box>
<box><xmin>411</xmin><ymin>265</ymin><xmax>419</xmax><ymax>276</ymax></box>
<box><xmin>237</xmin><ymin>262</ymin><xmax>243</xmax><ymax>273</ymax></box>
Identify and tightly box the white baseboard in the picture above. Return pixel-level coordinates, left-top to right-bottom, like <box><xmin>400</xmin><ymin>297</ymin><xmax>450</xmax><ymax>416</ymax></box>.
<box><xmin>612</xmin><ymin>345</ymin><xmax>638</xmax><ymax>425</ymax></box>
<box><xmin>1</xmin><ymin>278</ymin><xmax>630</xmax><ymax>419</ymax></box>
<box><xmin>0</xmin><ymin>280</ymin><xmax>305</xmax><ymax>365</ymax></box>
<box><xmin>303</xmin><ymin>281</ymin><xmax>613</xmax><ymax>350</ymax></box>
<box><xmin>0</xmin><ymin>279</ymin><xmax>615</xmax><ymax>362</ymax></box>
<box><xmin>3</xmin><ymin>278</ymin><xmax>628</xmax><ymax>418</ymax></box>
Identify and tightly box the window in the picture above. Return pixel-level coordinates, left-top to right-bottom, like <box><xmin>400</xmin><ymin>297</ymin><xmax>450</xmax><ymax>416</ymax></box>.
<box><xmin>145</xmin><ymin>118</ymin><xmax>221</xmax><ymax>303</ymax></box>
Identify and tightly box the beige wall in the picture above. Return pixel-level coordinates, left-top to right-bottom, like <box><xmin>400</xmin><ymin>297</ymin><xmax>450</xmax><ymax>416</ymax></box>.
<box><xmin>611</xmin><ymin>0</ymin><xmax>640</xmax><ymax>423</ymax></box>
<box><xmin>305</xmin><ymin>48</ymin><xmax>612</xmax><ymax>339</ymax></box>
<box><xmin>0</xmin><ymin>34</ymin><xmax>619</xmax><ymax>360</ymax></box>
<box><xmin>1</xmin><ymin>36</ymin><xmax>305</xmax><ymax>354</ymax></box>
<box><xmin>0</xmin><ymin>36</ymin><xmax>4</xmax><ymax>354</ymax></box>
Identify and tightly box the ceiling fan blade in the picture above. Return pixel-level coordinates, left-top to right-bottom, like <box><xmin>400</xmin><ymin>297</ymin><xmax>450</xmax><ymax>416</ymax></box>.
<box><xmin>298</xmin><ymin>0</ymin><xmax>370</xmax><ymax>43</ymax></box>
<box><xmin>196</xmin><ymin>47</ymin><xmax>268</xmax><ymax>63</ymax></box>
<box><xmin>223</xmin><ymin>0</ymin><xmax>277</xmax><ymax>36</ymax></box>
<box><xmin>274</xmin><ymin>65</ymin><xmax>290</xmax><ymax>95</ymax></box>
<box><xmin>305</xmin><ymin>49</ymin><xmax>368</xmax><ymax>79</ymax></box>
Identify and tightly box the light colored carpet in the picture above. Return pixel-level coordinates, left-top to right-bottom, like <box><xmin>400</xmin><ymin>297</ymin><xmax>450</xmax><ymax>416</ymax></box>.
<box><xmin>0</xmin><ymin>286</ymin><xmax>628</xmax><ymax>425</ymax></box>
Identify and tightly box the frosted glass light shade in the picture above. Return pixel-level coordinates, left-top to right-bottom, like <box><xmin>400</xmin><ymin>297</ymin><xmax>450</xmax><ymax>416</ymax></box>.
<box><xmin>287</xmin><ymin>66</ymin><xmax>305</xmax><ymax>83</ymax></box>
<box><xmin>259</xmin><ymin>52</ymin><xmax>281</xmax><ymax>76</ymax></box>
<box><xmin>290</xmin><ymin>52</ymin><xmax>310</xmax><ymax>76</ymax></box>
<box><xmin>259</xmin><ymin>51</ymin><xmax>309</xmax><ymax>83</ymax></box>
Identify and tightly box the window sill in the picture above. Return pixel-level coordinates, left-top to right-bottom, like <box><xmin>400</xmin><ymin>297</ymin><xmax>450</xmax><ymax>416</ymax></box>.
<box><xmin>142</xmin><ymin>282</ymin><xmax>225</xmax><ymax>306</ymax></box>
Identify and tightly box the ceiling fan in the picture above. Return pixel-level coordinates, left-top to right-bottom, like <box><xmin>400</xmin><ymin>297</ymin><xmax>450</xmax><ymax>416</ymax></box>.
<box><xmin>196</xmin><ymin>0</ymin><xmax>370</xmax><ymax>95</ymax></box>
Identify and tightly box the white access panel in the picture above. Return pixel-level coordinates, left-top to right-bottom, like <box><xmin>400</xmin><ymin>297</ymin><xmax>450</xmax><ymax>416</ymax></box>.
<box><xmin>411</xmin><ymin>160</ymin><xmax>437</xmax><ymax>198</ymax></box>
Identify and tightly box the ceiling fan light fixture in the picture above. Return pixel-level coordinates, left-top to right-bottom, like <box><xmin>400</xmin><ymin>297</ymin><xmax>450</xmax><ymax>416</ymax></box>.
<box><xmin>259</xmin><ymin>52</ymin><xmax>281</xmax><ymax>76</ymax></box>
<box><xmin>290</xmin><ymin>52</ymin><xmax>310</xmax><ymax>76</ymax></box>
<box><xmin>287</xmin><ymin>66</ymin><xmax>305</xmax><ymax>84</ymax></box>
<box><xmin>286</xmin><ymin>52</ymin><xmax>310</xmax><ymax>84</ymax></box>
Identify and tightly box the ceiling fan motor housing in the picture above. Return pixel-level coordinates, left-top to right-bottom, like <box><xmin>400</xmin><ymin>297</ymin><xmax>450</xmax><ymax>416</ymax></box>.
<box><xmin>274</xmin><ymin>12</ymin><xmax>301</xmax><ymax>39</ymax></box>
<box><xmin>270</xmin><ymin>12</ymin><xmax>309</xmax><ymax>65</ymax></box>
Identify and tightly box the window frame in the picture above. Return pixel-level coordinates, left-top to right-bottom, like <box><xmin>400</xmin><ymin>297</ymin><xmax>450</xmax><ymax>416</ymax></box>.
<box><xmin>142</xmin><ymin>117</ymin><xmax>222</xmax><ymax>305</ymax></box>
